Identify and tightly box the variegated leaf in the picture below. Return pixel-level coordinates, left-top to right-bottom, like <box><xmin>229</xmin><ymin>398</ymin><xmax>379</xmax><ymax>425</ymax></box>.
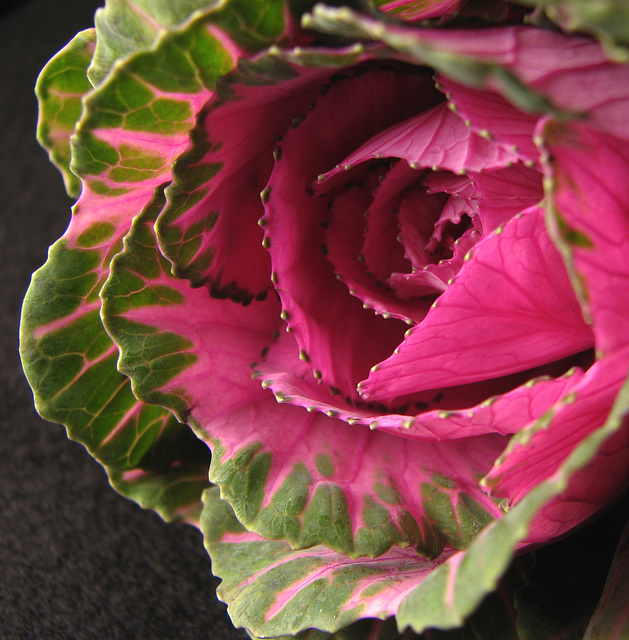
<box><xmin>20</xmin><ymin>1</ymin><xmax>297</xmax><ymax>521</ymax></box>
<box><xmin>395</xmin><ymin>371</ymin><xmax>629</xmax><ymax>633</ymax></box>
<box><xmin>36</xmin><ymin>29</ymin><xmax>95</xmax><ymax>197</ymax></box>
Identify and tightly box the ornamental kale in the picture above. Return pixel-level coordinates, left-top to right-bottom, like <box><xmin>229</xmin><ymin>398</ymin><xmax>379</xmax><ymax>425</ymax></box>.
<box><xmin>20</xmin><ymin>1</ymin><xmax>629</xmax><ymax>637</ymax></box>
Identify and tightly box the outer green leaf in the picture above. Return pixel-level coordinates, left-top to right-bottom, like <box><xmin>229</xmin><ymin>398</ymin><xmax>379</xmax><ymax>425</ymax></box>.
<box><xmin>21</xmin><ymin>5</ymin><xmax>266</xmax><ymax>519</ymax></box>
<box><xmin>516</xmin><ymin>0</ymin><xmax>629</xmax><ymax>62</ymax></box>
<box><xmin>108</xmin><ymin>448</ymin><xmax>212</xmax><ymax>523</ymax></box>
<box><xmin>583</xmin><ymin>516</ymin><xmax>629</xmax><ymax>639</ymax></box>
<box><xmin>202</xmin><ymin>486</ymin><xmax>446</xmax><ymax>637</ymax></box>
<box><xmin>19</xmin><ymin>192</ymin><xmax>210</xmax><ymax>523</ymax></box>
<box><xmin>395</xmin><ymin>371</ymin><xmax>629</xmax><ymax>634</ymax></box>
<box><xmin>88</xmin><ymin>0</ymin><xmax>217</xmax><ymax>85</ymax></box>
<box><xmin>36</xmin><ymin>29</ymin><xmax>95</xmax><ymax>198</ymax></box>
<box><xmin>73</xmin><ymin>22</ymin><xmax>238</xmax><ymax>192</ymax></box>
<box><xmin>245</xmin><ymin>600</ymin><xmax>523</xmax><ymax>640</ymax></box>
<box><xmin>207</xmin><ymin>0</ymin><xmax>293</xmax><ymax>51</ymax></box>
<box><xmin>89</xmin><ymin>0</ymin><xmax>294</xmax><ymax>86</ymax></box>
<box><xmin>203</xmin><ymin>488</ymin><xmax>522</xmax><ymax>639</ymax></box>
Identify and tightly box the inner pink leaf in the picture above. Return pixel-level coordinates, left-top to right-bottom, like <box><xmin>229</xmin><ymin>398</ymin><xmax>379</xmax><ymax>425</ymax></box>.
<box><xmin>158</xmin><ymin>64</ymin><xmax>333</xmax><ymax>299</ymax></box>
<box><xmin>436</xmin><ymin>76</ymin><xmax>541</xmax><ymax>164</ymax></box>
<box><xmin>361</xmin><ymin>160</ymin><xmax>419</xmax><ymax>283</ymax></box>
<box><xmin>320</xmin><ymin>102</ymin><xmax>520</xmax><ymax>180</ymax></box>
<box><xmin>360</xmin><ymin>206</ymin><xmax>594</xmax><ymax>403</ymax></box>
<box><xmin>257</xmin><ymin>330</ymin><xmax>589</xmax><ymax>442</ymax></box>
<box><xmin>263</xmin><ymin>64</ymin><xmax>442</xmax><ymax>399</ymax></box>
<box><xmin>325</xmin><ymin>177</ymin><xmax>429</xmax><ymax>322</ymax></box>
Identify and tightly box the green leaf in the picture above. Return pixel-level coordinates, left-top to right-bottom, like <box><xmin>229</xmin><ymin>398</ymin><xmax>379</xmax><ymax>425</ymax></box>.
<box><xmin>516</xmin><ymin>0</ymin><xmax>629</xmax><ymax>62</ymax></box>
<box><xmin>203</xmin><ymin>488</ymin><xmax>522</xmax><ymax>639</ymax></box>
<box><xmin>201</xmin><ymin>487</ymin><xmax>434</xmax><ymax>637</ymax></box>
<box><xmin>30</xmin><ymin>2</ymin><xmax>347</xmax><ymax>460</ymax></box>
<box><xmin>88</xmin><ymin>0</ymin><xmax>217</xmax><ymax>85</ymax></box>
<box><xmin>108</xmin><ymin>443</ymin><xmax>212</xmax><ymax>524</ymax></box>
<box><xmin>100</xmin><ymin>192</ymin><xmax>203</xmax><ymax>421</ymax></box>
<box><xmin>208</xmin><ymin>0</ymin><xmax>291</xmax><ymax>52</ymax></box>
<box><xmin>88</xmin><ymin>0</ymin><xmax>296</xmax><ymax>86</ymax></box>
<box><xmin>246</xmin><ymin>594</ymin><xmax>523</xmax><ymax>640</ymax></box>
<box><xmin>22</xmin><ymin>7</ymin><xmax>256</xmax><ymax>520</ymax></box>
<box><xmin>36</xmin><ymin>29</ymin><xmax>95</xmax><ymax>198</ymax></box>
<box><xmin>19</xmin><ymin>193</ymin><xmax>210</xmax><ymax>523</ymax></box>
<box><xmin>395</xmin><ymin>370</ymin><xmax>629</xmax><ymax>634</ymax></box>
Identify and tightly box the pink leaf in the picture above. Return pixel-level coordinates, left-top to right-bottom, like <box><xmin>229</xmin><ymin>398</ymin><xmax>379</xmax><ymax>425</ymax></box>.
<box><xmin>420</xmin><ymin>26</ymin><xmax>629</xmax><ymax>140</ymax></box>
<box><xmin>207</xmin><ymin>395</ymin><xmax>506</xmax><ymax>556</ymax></box>
<box><xmin>360</xmin><ymin>160</ymin><xmax>417</xmax><ymax>285</ymax></box>
<box><xmin>156</xmin><ymin>62</ymin><xmax>335</xmax><ymax>299</ymax></box>
<box><xmin>324</xmin><ymin>167</ymin><xmax>430</xmax><ymax>322</ymax></box>
<box><xmin>543</xmin><ymin>121</ymin><xmax>629</xmax><ymax>355</ymax></box>
<box><xmin>436</xmin><ymin>77</ymin><xmax>541</xmax><ymax>165</ymax></box>
<box><xmin>120</xmin><ymin>291</ymin><xmax>282</xmax><ymax>421</ymax></box>
<box><xmin>105</xmin><ymin>212</ymin><xmax>505</xmax><ymax>556</ymax></box>
<box><xmin>256</xmin><ymin>330</ymin><xmax>587</xmax><ymax>442</ymax></box>
<box><xmin>360</xmin><ymin>206</ymin><xmax>594</xmax><ymax>403</ymax></box>
<box><xmin>320</xmin><ymin>102</ymin><xmax>520</xmax><ymax>180</ymax></box>
<box><xmin>263</xmin><ymin>64</ymin><xmax>442</xmax><ymax>399</ymax></box>
<box><xmin>485</xmin><ymin>347</ymin><xmax>629</xmax><ymax>544</ymax></box>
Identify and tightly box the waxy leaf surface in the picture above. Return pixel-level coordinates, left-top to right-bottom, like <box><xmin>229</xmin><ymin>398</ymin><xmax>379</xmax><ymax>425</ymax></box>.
<box><xmin>21</xmin><ymin>1</ymin><xmax>296</xmax><ymax>521</ymax></box>
<box><xmin>203</xmin><ymin>488</ymin><xmax>522</xmax><ymax>639</ymax></box>
<box><xmin>36</xmin><ymin>29</ymin><xmax>95</xmax><ymax>198</ymax></box>
<box><xmin>263</xmin><ymin>64</ymin><xmax>443</xmax><ymax>400</ymax></box>
<box><xmin>89</xmin><ymin>0</ymin><xmax>227</xmax><ymax>84</ymax></box>
<box><xmin>360</xmin><ymin>207</ymin><xmax>593</xmax><ymax>403</ymax></box>
<box><xmin>155</xmin><ymin>52</ymin><xmax>339</xmax><ymax>299</ymax></box>
<box><xmin>202</xmin><ymin>487</ymin><xmax>451</xmax><ymax>637</ymax></box>
<box><xmin>543</xmin><ymin>122</ymin><xmax>629</xmax><ymax>355</ymax></box>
